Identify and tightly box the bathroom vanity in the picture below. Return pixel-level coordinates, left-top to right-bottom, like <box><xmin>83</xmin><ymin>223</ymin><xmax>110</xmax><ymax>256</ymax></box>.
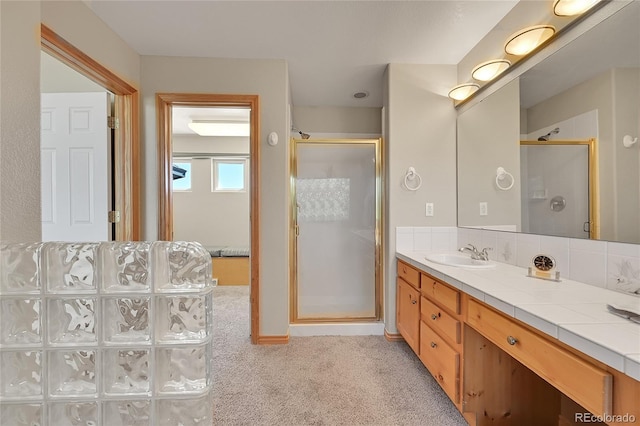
<box><xmin>395</xmin><ymin>253</ymin><xmax>640</xmax><ymax>426</ymax></box>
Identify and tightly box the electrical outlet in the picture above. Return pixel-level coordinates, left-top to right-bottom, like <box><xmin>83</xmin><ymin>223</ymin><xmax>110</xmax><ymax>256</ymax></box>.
<box><xmin>425</xmin><ymin>202</ymin><xmax>434</xmax><ymax>217</ymax></box>
<box><xmin>479</xmin><ymin>202</ymin><xmax>488</xmax><ymax>216</ymax></box>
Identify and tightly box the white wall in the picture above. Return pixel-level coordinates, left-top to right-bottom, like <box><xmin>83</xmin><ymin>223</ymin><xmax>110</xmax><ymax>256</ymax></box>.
<box><xmin>384</xmin><ymin>64</ymin><xmax>458</xmax><ymax>333</ymax></box>
<box><xmin>0</xmin><ymin>1</ymin><xmax>42</xmax><ymax>242</ymax></box>
<box><xmin>41</xmin><ymin>51</ymin><xmax>105</xmax><ymax>93</ymax></box>
<box><xmin>292</xmin><ymin>106</ymin><xmax>382</xmax><ymax>135</ymax></box>
<box><xmin>457</xmin><ymin>78</ymin><xmax>521</xmax><ymax>231</ymax></box>
<box><xmin>140</xmin><ymin>55</ymin><xmax>290</xmax><ymax>337</ymax></box>
<box><xmin>173</xmin><ymin>136</ymin><xmax>250</xmax><ymax>247</ymax></box>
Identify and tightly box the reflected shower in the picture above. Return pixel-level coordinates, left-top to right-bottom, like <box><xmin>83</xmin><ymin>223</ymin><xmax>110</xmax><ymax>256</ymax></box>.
<box><xmin>538</xmin><ymin>127</ymin><xmax>560</xmax><ymax>141</ymax></box>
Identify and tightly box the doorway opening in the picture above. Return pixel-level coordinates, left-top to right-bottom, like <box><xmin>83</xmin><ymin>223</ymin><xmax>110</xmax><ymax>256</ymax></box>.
<box><xmin>40</xmin><ymin>24</ymin><xmax>141</xmax><ymax>240</ymax></box>
<box><xmin>156</xmin><ymin>93</ymin><xmax>261</xmax><ymax>344</ymax></box>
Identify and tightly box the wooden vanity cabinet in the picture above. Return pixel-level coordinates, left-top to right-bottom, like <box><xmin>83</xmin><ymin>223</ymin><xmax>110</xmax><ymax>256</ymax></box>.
<box><xmin>418</xmin><ymin>273</ymin><xmax>463</xmax><ymax>406</ymax></box>
<box><xmin>396</xmin><ymin>261</ymin><xmax>421</xmax><ymax>354</ymax></box>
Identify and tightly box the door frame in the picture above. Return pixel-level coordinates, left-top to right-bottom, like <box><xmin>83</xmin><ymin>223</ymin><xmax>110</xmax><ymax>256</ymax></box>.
<box><xmin>40</xmin><ymin>24</ymin><xmax>141</xmax><ymax>240</ymax></box>
<box><xmin>520</xmin><ymin>138</ymin><xmax>599</xmax><ymax>239</ymax></box>
<box><xmin>289</xmin><ymin>137</ymin><xmax>384</xmax><ymax>323</ymax></box>
<box><xmin>156</xmin><ymin>93</ymin><xmax>261</xmax><ymax>344</ymax></box>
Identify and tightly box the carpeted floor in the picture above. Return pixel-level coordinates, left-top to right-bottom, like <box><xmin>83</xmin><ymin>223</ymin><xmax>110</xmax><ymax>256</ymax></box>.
<box><xmin>211</xmin><ymin>285</ymin><xmax>468</xmax><ymax>426</ymax></box>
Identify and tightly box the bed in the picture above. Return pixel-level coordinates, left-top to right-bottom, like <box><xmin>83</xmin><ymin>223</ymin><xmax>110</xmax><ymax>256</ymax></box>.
<box><xmin>205</xmin><ymin>246</ymin><xmax>250</xmax><ymax>286</ymax></box>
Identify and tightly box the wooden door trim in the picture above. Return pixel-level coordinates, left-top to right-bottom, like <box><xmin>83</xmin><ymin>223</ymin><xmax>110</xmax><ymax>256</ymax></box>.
<box><xmin>156</xmin><ymin>93</ymin><xmax>261</xmax><ymax>344</ymax></box>
<box><xmin>40</xmin><ymin>24</ymin><xmax>141</xmax><ymax>240</ymax></box>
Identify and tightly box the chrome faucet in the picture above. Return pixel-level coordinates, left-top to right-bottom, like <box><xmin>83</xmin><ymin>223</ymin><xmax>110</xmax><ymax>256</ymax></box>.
<box><xmin>459</xmin><ymin>244</ymin><xmax>492</xmax><ymax>261</ymax></box>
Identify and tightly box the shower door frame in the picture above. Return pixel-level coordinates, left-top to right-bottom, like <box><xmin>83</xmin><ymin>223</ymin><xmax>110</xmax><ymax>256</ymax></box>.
<box><xmin>520</xmin><ymin>138</ymin><xmax>599</xmax><ymax>239</ymax></box>
<box><xmin>289</xmin><ymin>138</ymin><xmax>384</xmax><ymax>323</ymax></box>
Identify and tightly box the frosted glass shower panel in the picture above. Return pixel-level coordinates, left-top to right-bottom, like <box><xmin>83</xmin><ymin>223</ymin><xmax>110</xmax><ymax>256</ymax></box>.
<box><xmin>295</xmin><ymin>143</ymin><xmax>377</xmax><ymax>319</ymax></box>
<box><xmin>0</xmin><ymin>241</ymin><xmax>214</xmax><ymax>425</ymax></box>
<box><xmin>520</xmin><ymin>144</ymin><xmax>589</xmax><ymax>238</ymax></box>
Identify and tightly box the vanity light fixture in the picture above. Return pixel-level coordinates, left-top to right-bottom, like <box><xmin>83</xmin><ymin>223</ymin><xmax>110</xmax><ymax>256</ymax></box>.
<box><xmin>553</xmin><ymin>0</ymin><xmax>600</xmax><ymax>16</ymax></box>
<box><xmin>471</xmin><ymin>59</ymin><xmax>511</xmax><ymax>82</ymax></box>
<box><xmin>188</xmin><ymin>120</ymin><xmax>250</xmax><ymax>137</ymax></box>
<box><xmin>504</xmin><ymin>25</ymin><xmax>556</xmax><ymax>56</ymax></box>
<box><xmin>448</xmin><ymin>83</ymin><xmax>480</xmax><ymax>101</ymax></box>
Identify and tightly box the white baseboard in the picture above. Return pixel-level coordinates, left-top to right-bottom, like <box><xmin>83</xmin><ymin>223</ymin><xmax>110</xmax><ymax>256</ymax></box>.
<box><xmin>289</xmin><ymin>322</ymin><xmax>385</xmax><ymax>337</ymax></box>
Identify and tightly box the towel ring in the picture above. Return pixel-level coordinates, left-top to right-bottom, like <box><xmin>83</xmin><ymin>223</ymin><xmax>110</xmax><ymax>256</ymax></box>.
<box><xmin>404</xmin><ymin>167</ymin><xmax>422</xmax><ymax>191</ymax></box>
<box><xmin>496</xmin><ymin>167</ymin><xmax>514</xmax><ymax>191</ymax></box>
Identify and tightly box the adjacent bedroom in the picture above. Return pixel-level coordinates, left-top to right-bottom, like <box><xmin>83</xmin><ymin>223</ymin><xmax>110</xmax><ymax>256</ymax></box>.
<box><xmin>171</xmin><ymin>106</ymin><xmax>251</xmax><ymax>286</ymax></box>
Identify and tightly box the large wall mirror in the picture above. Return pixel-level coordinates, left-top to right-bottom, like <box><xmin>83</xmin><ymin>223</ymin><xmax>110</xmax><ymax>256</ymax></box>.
<box><xmin>457</xmin><ymin>0</ymin><xmax>640</xmax><ymax>244</ymax></box>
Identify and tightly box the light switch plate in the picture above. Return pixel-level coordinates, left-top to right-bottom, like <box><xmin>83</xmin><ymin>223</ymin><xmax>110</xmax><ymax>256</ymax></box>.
<box><xmin>479</xmin><ymin>202</ymin><xmax>488</xmax><ymax>216</ymax></box>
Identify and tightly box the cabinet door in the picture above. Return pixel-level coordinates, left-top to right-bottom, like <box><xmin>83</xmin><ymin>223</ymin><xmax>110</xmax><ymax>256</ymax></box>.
<box><xmin>397</xmin><ymin>277</ymin><xmax>420</xmax><ymax>354</ymax></box>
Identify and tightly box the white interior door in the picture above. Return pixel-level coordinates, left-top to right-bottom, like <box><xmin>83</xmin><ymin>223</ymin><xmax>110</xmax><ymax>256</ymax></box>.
<box><xmin>41</xmin><ymin>92</ymin><xmax>109</xmax><ymax>241</ymax></box>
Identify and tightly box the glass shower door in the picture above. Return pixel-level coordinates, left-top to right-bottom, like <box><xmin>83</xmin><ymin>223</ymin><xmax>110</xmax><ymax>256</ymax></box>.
<box><xmin>293</xmin><ymin>140</ymin><xmax>380</xmax><ymax>321</ymax></box>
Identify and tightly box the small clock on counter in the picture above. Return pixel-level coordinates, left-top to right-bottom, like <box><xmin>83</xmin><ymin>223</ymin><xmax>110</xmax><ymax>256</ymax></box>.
<box><xmin>527</xmin><ymin>254</ymin><xmax>561</xmax><ymax>282</ymax></box>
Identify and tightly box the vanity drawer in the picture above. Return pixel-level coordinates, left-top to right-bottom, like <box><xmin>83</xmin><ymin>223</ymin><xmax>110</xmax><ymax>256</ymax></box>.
<box><xmin>467</xmin><ymin>299</ymin><xmax>612</xmax><ymax>418</ymax></box>
<box><xmin>398</xmin><ymin>260</ymin><xmax>420</xmax><ymax>289</ymax></box>
<box><xmin>421</xmin><ymin>275</ymin><xmax>460</xmax><ymax>314</ymax></box>
<box><xmin>421</xmin><ymin>296</ymin><xmax>461</xmax><ymax>345</ymax></box>
<box><xmin>419</xmin><ymin>321</ymin><xmax>459</xmax><ymax>403</ymax></box>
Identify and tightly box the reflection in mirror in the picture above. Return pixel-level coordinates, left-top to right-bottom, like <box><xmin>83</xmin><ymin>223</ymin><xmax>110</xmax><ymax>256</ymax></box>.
<box><xmin>520</xmin><ymin>139</ymin><xmax>597</xmax><ymax>240</ymax></box>
<box><xmin>457</xmin><ymin>1</ymin><xmax>640</xmax><ymax>244</ymax></box>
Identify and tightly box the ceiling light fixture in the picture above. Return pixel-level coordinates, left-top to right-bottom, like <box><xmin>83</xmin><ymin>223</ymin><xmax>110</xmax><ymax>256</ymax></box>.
<box><xmin>448</xmin><ymin>83</ymin><xmax>480</xmax><ymax>101</ymax></box>
<box><xmin>471</xmin><ymin>59</ymin><xmax>512</xmax><ymax>82</ymax></box>
<box><xmin>553</xmin><ymin>0</ymin><xmax>600</xmax><ymax>16</ymax></box>
<box><xmin>188</xmin><ymin>120</ymin><xmax>250</xmax><ymax>137</ymax></box>
<box><xmin>504</xmin><ymin>25</ymin><xmax>556</xmax><ymax>56</ymax></box>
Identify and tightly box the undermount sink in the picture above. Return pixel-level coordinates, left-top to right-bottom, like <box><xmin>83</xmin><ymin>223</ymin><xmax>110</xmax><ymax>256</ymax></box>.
<box><xmin>425</xmin><ymin>253</ymin><xmax>496</xmax><ymax>269</ymax></box>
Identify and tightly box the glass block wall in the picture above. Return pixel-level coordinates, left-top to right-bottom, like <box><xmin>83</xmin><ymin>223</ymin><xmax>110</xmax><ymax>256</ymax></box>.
<box><xmin>0</xmin><ymin>241</ymin><xmax>214</xmax><ymax>426</ymax></box>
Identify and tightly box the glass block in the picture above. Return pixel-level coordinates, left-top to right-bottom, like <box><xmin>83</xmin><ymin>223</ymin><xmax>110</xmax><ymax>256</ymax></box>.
<box><xmin>153</xmin><ymin>242</ymin><xmax>211</xmax><ymax>292</ymax></box>
<box><xmin>155</xmin><ymin>343</ymin><xmax>210</xmax><ymax>395</ymax></box>
<box><xmin>100</xmin><ymin>242</ymin><xmax>151</xmax><ymax>293</ymax></box>
<box><xmin>103</xmin><ymin>349</ymin><xmax>150</xmax><ymax>396</ymax></box>
<box><xmin>48</xmin><ymin>350</ymin><xmax>97</xmax><ymax>397</ymax></box>
<box><xmin>48</xmin><ymin>401</ymin><xmax>98</xmax><ymax>426</ymax></box>
<box><xmin>0</xmin><ymin>298</ymin><xmax>41</xmax><ymax>347</ymax></box>
<box><xmin>0</xmin><ymin>351</ymin><xmax>42</xmax><ymax>399</ymax></box>
<box><xmin>103</xmin><ymin>400</ymin><xmax>151</xmax><ymax>426</ymax></box>
<box><xmin>43</xmin><ymin>242</ymin><xmax>98</xmax><ymax>293</ymax></box>
<box><xmin>156</xmin><ymin>394</ymin><xmax>211</xmax><ymax>426</ymax></box>
<box><xmin>0</xmin><ymin>403</ymin><xmax>43</xmax><ymax>426</ymax></box>
<box><xmin>0</xmin><ymin>242</ymin><xmax>40</xmax><ymax>294</ymax></box>
<box><xmin>155</xmin><ymin>292</ymin><xmax>211</xmax><ymax>343</ymax></box>
<box><xmin>48</xmin><ymin>298</ymin><xmax>97</xmax><ymax>345</ymax></box>
<box><xmin>102</xmin><ymin>297</ymin><xmax>150</xmax><ymax>345</ymax></box>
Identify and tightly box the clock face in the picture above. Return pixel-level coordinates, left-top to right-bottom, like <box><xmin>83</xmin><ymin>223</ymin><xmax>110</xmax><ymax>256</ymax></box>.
<box><xmin>533</xmin><ymin>255</ymin><xmax>555</xmax><ymax>272</ymax></box>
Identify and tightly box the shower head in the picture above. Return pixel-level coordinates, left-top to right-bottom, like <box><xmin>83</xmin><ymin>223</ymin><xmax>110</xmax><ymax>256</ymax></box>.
<box><xmin>537</xmin><ymin>127</ymin><xmax>560</xmax><ymax>141</ymax></box>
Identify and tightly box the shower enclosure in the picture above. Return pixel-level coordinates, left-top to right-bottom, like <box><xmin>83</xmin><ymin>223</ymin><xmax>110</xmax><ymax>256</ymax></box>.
<box><xmin>290</xmin><ymin>138</ymin><xmax>382</xmax><ymax>322</ymax></box>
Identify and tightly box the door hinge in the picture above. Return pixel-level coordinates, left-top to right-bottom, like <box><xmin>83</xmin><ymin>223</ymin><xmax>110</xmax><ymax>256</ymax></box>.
<box><xmin>107</xmin><ymin>116</ymin><xmax>120</xmax><ymax>130</ymax></box>
<box><xmin>108</xmin><ymin>211</ymin><xmax>121</xmax><ymax>223</ymax></box>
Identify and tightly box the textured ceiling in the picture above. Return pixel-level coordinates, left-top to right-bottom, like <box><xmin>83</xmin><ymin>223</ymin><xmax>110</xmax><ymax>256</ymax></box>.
<box><xmin>86</xmin><ymin>0</ymin><xmax>518</xmax><ymax>107</ymax></box>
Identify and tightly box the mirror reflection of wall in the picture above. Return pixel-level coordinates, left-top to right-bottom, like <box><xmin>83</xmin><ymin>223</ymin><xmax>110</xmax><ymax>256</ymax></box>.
<box><xmin>171</xmin><ymin>107</ymin><xmax>250</xmax><ymax>248</ymax></box>
<box><xmin>457</xmin><ymin>0</ymin><xmax>640</xmax><ymax>244</ymax></box>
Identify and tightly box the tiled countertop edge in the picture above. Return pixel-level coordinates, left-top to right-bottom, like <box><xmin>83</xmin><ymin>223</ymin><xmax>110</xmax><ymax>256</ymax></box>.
<box><xmin>396</xmin><ymin>251</ymin><xmax>640</xmax><ymax>381</ymax></box>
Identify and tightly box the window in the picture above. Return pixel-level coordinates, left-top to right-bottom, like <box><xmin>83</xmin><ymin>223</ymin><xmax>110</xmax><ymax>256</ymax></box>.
<box><xmin>172</xmin><ymin>161</ymin><xmax>192</xmax><ymax>191</ymax></box>
<box><xmin>212</xmin><ymin>158</ymin><xmax>247</xmax><ymax>192</ymax></box>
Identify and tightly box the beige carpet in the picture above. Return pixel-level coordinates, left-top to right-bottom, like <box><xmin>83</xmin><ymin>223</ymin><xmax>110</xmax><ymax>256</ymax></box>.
<box><xmin>211</xmin><ymin>286</ymin><xmax>468</xmax><ymax>426</ymax></box>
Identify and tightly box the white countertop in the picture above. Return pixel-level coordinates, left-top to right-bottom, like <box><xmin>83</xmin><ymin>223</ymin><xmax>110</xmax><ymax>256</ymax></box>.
<box><xmin>396</xmin><ymin>250</ymin><xmax>640</xmax><ymax>381</ymax></box>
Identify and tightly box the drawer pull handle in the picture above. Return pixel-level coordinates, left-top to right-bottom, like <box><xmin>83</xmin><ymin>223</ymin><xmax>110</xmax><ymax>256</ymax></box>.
<box><xmin>431</xmin><ymin>314</ymin><xmax>437</xmax><ymax>320</ymax></box>
<box><xmin>430</xmin><ymin>341</ymin><xmax>437</xmax><ymax>348</ymax></box>
<box><xmin>507</xmin><ymin>335</ymin><xmax>518</xmax><ymax>345</ymax></box>
<box><xmin>411</xmin><ymin>299</ymin><xmax>417</xmax><ymax>305</ymax></box>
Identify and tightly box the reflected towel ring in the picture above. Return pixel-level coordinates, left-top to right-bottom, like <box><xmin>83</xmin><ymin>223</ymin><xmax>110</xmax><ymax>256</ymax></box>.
<box><xmin>404</xmin><ymin>167</ymin><xmax>422</xmax><ymax>191</ymax></box>
<box><xmin>496</xmin><ymin>167</ymin><xmax>514</xmax><ymax>191</ymax></box>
